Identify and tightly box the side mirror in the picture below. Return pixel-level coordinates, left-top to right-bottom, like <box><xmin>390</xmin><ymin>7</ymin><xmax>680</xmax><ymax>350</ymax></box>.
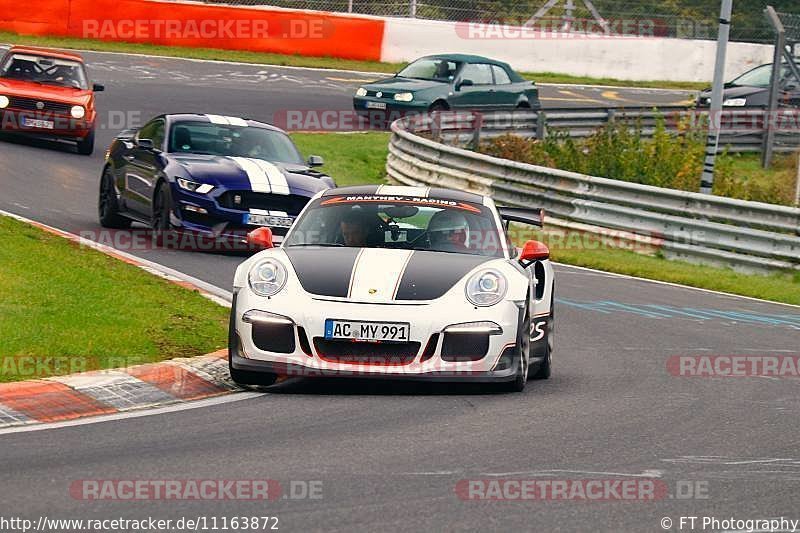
<box><xmin>456</xmin><ymin>79</ymin><xmax>474</xmax><ymax>91</ymax></box>
<box><xmin>307</xmin><ymin>155</ymin><xmax>324</xmax><ymax>167</ymax></box>
<box><xmin>93</xmin><ymin>83</ymin><xmax>105</xmax><ymax>92</ymax></box>
<box><xmin>519</xmin><ymin>240</ymin><xmax>549</xmax><ymax>266</ymax></box>
<box><xmin>137</xmin><ymin>138</ymin><xmax>154</xmax><ymax>150</ymax></box>
<box><xmin>247</xmin><ymin>227</ymin><xmax>274</xmax><ymax>249</ymax></box>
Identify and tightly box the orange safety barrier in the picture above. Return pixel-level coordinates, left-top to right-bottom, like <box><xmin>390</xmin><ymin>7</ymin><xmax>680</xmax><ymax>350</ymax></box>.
<box><xmin>0</xmin><ymin>0</ymin><xmax>385</xmax><ymax>61</ymax></box>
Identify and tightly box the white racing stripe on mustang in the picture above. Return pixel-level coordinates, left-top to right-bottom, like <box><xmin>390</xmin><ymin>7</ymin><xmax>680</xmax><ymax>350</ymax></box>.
<box><xmin>252</xmin><ymin>159</ymin><xmax>290</xmax><ymax>195</ymax></box>
<box><xmin>348</xmin><ymin>249</ymin><xmax>415</xmax><ymax>303</ymax></box>
<box><xmin>376</xmin><ymin>185</ymin><xmax>430</xmax><ymax>197</ymax></box>
<box><xmin>230</xmin><ymin>157</ymin><xmax>271</xmax><ymax>193</ymax></box>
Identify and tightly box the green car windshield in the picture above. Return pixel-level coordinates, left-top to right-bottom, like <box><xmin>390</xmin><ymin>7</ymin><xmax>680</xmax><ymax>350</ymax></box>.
<box><xmin>397</xmin><ymin>58</ymin><xmax>461</xmax><ymax>81</ymax></box>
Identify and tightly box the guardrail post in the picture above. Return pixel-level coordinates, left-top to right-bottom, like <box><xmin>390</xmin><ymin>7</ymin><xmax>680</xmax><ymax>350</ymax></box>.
<box><xmin>470</xmin><ymin>113</ymin><xmax>484</xmax><ymax>150</ymax></box>
<box><xmin>607</xmin><ymin>108</ymin><xmax>616</xmax><ymax>126</ymax></box>
<box><xmin>536</xmin><ymin>111</ymin><xmax>547</xmax><ymax>140</ymax></box>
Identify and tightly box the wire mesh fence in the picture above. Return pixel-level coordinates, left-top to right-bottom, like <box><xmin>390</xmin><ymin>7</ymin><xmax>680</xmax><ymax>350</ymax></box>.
<box><xmin>190</xmin><ymin>0</ymin><xmax>798</xmax><ymax>43</ymax></box>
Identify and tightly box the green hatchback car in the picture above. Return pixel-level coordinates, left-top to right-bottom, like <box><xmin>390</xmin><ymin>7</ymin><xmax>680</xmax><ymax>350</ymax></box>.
<box><xmin>353</xmin><ymin>54</ymin><xmax>540</xmax><ymax>120</ymax></box>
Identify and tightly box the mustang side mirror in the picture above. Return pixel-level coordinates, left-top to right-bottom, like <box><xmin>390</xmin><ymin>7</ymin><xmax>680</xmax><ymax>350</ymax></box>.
<box><xmin>519</xmin><ymin>240</ymin><xmax>549</xmax><ymax>267</ymax></box>
<box><xmin>456</xmin><ymin>79</ymin><xmax>474</xmax><ymax>91</ymax></box>
<box><xmin>93</xmin><ymin>83</ymin><xmax>105</xmax><ymax>92</ymax></box>
<box><xmin>247</xmin><ymin>227</ymin><xmax>274</xmax><ymax>249</ymax></box>
<box><xmin>137</xmin><ymin>138</ymin><xmax>154</xmax><ymax>150</ymax></box>
<box><xmin>307</xmin><ymin>155</ymin><xmax>324</xmax><ymax>167</ymax></box>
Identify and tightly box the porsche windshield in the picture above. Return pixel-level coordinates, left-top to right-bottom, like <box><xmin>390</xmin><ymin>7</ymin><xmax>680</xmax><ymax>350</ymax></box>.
<box><xmin>0</xmin><ymin>53</ymin><xmax>89</xmax><ymax>90</ymax></box>
<box><xmin>168</xmin><ymin>121</ymin><xmax>305</xmax><ymax>164</ymax></box>
<box><xmin>284</xmin><ymin>195</ymin><xmax>505</xmax><ymax>257</ymax></box>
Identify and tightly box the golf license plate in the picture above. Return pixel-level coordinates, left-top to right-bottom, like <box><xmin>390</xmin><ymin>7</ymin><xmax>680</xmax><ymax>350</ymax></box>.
<box><xmin>365</xmin><ymin>101</ymin><xmax>387</xmax><ymax>110</ymax></box>
<box><xmin>21</xmin><ymin>117</ymin><xmax>54</xmax><ymax>129</ymax></box>
<box><xmin>325</xmin><ymin>319</ymin><xmax>410</xmax><ymax>343</ymax></box>
<box><xmin>246</xmin><ymin>213</ymin><xmax>294</xmax><ymax>228</ymax></box>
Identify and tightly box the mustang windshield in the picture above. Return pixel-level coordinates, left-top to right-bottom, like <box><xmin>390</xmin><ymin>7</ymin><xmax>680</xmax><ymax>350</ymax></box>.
<box><xmin>397</xmin><ymin>58</ymin><xmax>461</xmax><ymax>81</ymax></box>
<box><xmin>284</xmin><ymin>195</ymin><xmax>505</xmax><ymax>257</ymax></box>
<box><xmin>0</xmin><ymin>53</ymin><xmax>89</xmax><ymax>90</ymax></box>
<box><xmin>168</xmin><ymin>121</ymin><xmax>305</xmax><ymax>164</ymax></box>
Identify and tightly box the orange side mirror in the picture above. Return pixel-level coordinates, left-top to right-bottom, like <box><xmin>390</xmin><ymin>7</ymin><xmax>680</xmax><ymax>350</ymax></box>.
<box><xmin>247</xmin><ymin>227</ymin><xmax>274</xmax><ymax>249</ymax></box>
<box><xmin>519</xmin><ymin>240</ymin><xmax>549</xmax><ymax>263</ymax></box>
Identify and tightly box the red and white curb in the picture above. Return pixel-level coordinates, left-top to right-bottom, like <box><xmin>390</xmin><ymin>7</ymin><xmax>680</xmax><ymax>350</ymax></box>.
<box><xmin>0</xmin><ymin>350</ymin><xmax>240</xmax><ymax>429</ymax></box>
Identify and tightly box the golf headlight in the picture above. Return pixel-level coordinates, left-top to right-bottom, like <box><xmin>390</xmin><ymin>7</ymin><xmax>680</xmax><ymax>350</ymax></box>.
<box><xmin>0</xmin><ymin>95</ymin><xmax>8</xmax><ymax>109</ymax></box>
<box><xmin>70</xmin><ymin>105</ymin><xmax>86</xmax><ymax>119</ymax></box>
<box><xmin>176</xmin><ymin>178</ymin><xmax>214</xmax><ymax>194</ymax></box>
<box><xmin>355</xmin><ymin>87</ymin><xmax>368</xmax><ymax>97</ymax></box>
<box><xmin>394</xmin><ymin>92</ymin><xmax>414</xmax><ymax>102</ymax></box>
<box><xmin>249</xmin><ymin>259</ymin><xmax>288</xmax><ymax>297</ymax></box>
<box><xmin>465</xmin><ymin>269</ymin><xmax>507</xmax><ymax>307</ymax></box>
<box><xmin>722</xmin><ymin>98</ymin><xmax>747</xmax><ymax>107</ymax></box>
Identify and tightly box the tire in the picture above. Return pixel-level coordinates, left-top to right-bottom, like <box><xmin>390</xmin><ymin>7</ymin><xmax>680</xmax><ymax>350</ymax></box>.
<box><xmin>98</xmin><ymin>168</ymin><xmax>131</xmax><ymax>229</ymax></box>
<box><xmin>228</xmin><ymin>305</ymin><xmax>278</xmax><ymax>387</ymax></box>
<box><xmin>429</xmin><ymin>101</ymin><xmax>449</xmax><ymax>113</ymax></box>
<box><xmin>516</xmin><ymin>102</ymin><xmax>531</xmax><ymax>109</ymax></box>
<box><xmin>500</xmin><ymin>302</ymin><xmax>530</xmax><ymax>392</ymax></box>
<box><xmin>152</xmin><ymin>182</ymin><xmax>174</xmax><ymax>232</ymax></box>
<box><xmin>77</xmin><ymin>129</ymin><xmax>95</xmax><ymax>156</ymax></box>
<box><xmin>529</xmin><ymin>292</ymin><xmax>554</xmax><ymax>380</ymax></box>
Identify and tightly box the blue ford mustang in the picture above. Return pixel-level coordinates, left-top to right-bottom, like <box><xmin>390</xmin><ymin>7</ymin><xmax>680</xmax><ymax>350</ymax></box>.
<box><xmin>98</xmin><ymin>113</ymin><xmax>335</xmax><ymax>245</ymax></box>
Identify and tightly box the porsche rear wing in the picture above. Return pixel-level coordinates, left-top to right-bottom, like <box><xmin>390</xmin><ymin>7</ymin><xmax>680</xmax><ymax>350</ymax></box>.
<box><xmin>497</xmin><ymin>206</ymin><xmax>545</xmax><ymax>229</ymax></box>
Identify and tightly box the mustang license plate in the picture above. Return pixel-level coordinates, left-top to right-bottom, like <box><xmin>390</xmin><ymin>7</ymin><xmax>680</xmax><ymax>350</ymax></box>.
<box><xmin>246</xmin><ymin>213</ymin><xmax>294</xmax><ymax>228</ymax></box>
<box><xmin>325</xmin><ymin>319</ymin><xmax>410</xmax><ymax>342</ymax></box>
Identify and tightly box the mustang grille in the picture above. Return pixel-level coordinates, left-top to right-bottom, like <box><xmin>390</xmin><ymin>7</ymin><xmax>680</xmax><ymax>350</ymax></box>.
<box><xmin>313</xmin><ymin>338</ymin><xmax>420</xmax><ymax>365</ymax></box>
<box><xmin>217</xmin><ymin>191</ymin><xmax>310</xmax><ymax>215</ymax></box>
<box><xmin>7</xmin><ymin>97</ymin><xmax>73</xmax><ymax>114</ymax></box>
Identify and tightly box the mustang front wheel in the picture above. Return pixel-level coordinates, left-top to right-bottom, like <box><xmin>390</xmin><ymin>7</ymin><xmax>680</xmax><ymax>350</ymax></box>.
<box><xmin>98</xmin><ymin>169</ymin><xmax>131</xmax><ymax>229</ymax></box>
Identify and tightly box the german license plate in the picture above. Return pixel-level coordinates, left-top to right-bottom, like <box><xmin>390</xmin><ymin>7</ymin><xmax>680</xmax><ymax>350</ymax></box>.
<box><xmin>246</xmin><ymin>213</ymin><xmax>294</xmax><ymax>228</ymax></box>
<box><xmin>21</xmin><ymin>117</ymin><xmax>54</xmax><ymax>129</ymax></box>
<box><xmin>365</xmin><ymin>101</ymin><xmax>387</xmax><ymax>110</ymax></box>
<box><xmin>325</xmin><ymin>319</ymin><xmax>410</xmax><ymax>342</ymax></box>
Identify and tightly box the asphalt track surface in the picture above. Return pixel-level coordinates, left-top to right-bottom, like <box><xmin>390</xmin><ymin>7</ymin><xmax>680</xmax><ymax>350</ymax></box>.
<box><xmin>1</xmin><ymin>49</ymin><xmax>799</xmax><ymax>532</ymax></box>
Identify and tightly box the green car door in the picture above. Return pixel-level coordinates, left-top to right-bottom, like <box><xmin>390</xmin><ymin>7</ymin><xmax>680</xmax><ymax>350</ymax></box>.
<box><xmin>449</xmin><ymin>63</ymin><xmax>503</xmax><ymax>110</ymax></box>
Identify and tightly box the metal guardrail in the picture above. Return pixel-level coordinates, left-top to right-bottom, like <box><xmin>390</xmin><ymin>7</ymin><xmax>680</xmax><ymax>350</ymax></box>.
<box><xmin>387</xmin><ymin>111</ymin><xmax>800</xmax><ymax>273</ymax></box>
<box><xmin>427</xmin><ymin>107</ymin><xmax>800</xmax><ymax>154</ymax></box>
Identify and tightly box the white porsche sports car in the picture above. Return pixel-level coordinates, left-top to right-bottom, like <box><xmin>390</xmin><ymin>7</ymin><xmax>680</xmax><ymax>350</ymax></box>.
<box><xmin>229</xmin><ymin>185</ymin><xmax>555</xmax><ymax>392</ymax></box>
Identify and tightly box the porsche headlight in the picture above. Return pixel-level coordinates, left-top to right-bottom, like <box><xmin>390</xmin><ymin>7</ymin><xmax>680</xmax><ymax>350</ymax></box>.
<box><xmin>176</xmin><ymin>177</ymin><xmax>214</xmax><ymax>194</ymax></box>
<box><xmin>394</xmin><ymin>92</ymin><xmax>414</xmax><ymax>102</ymax></box>
<box><xmin>355</xmin><ymin>87</ymin><xmax>368</xmax><ymax>97</ymax></box>
<box><xmin>465</xmin><ymin>269</ymin><xmax>508</xmax><ymax>307</ymax></box>
<box><xmin>0</xmin><ymin>95</ymin><xmax>9</xmax><ymax>109</ymax></box>
<box><xmin>248</xmin><ymin>259</ymin><xmax>288</xmax><ymax>297</ymax></box>
<box><xmin>722</xmin><ymin>98</ymin><xmax>747</xmax><ymax>107</ymax></box>
<box><xmin>70</xmin><ymin>105</ymin><xmax>86</xmax><ymax>119</ymax></box>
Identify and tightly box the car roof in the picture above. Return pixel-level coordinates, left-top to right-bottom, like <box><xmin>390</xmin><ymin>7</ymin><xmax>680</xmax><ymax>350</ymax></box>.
<box><xmin>321</xmin><ymin>185</ymin><xmax>485</xmax><ymax>204</ymax></box>
<box><xmin>422</xmin><ymin>53</ymin><xmax>509</xmax><ymax>68</ymax></box>
<box><xmin>163</xmin><ymin>114</ymin><xmax>288</xmax><ymax>134</ymax></box>
<box><xmin>6</xmin><ymin>46</ymin><xmax>85</xmax><ymax>63</ymax></box>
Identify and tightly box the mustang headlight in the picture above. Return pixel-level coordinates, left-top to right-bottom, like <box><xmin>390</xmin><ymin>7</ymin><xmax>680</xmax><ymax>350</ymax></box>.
<box><xmin>70</xmin><ymin>105</ymin><xmax>86</xmax><ymax>119</ymax></box>
<box><xmin>355</xmin><ymin>87</ymin><xmax>368</xmax><ymax>97</ymax></box>
<box><xmin>0</xmin><ymin>95</ymin><xmax>9</xmax><ymax>109</ymax></box>
<box><xmin>722</xmin><ymin>98</ymin><xmax>747</xmax><ymax>107</ymax></box>
<box><xmin>176</xmin><ymin>177</ymin><xmax>214</xmax><ymax>194</ymax></box>
<box><xmin>249</xmin><ymin>259</ymin><xmax>288</xmax><ymax>297</ymax></box>
<box><xmin>394</xmin><ymin>92</ymin><xmax>414</xmax><ymax>102</ymax></box>
<box><xmin>465</xmin><ymin>269</ymin><xmax>508</xmax><ymax>307</ymax></box>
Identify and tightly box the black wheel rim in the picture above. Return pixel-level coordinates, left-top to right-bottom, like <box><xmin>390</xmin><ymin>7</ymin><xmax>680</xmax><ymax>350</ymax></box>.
<box><xmin>99</xmin><ymin>175</ymin><xmax>111</xmax><ymax>218</ymax></box>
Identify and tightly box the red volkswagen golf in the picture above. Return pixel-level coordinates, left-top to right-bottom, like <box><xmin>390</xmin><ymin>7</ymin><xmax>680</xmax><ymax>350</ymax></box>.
<box><xmin>0</xmin><ymin>46</ymin><xmax>103</xmax><ymax>155</ymax></box>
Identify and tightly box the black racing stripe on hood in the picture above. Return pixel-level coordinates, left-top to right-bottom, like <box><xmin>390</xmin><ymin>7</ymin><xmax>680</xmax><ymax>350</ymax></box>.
<box><xmin>284</xmin><ymin>247</ymin><xmax>360</xmax><ymax>298</ymax></box>
<box><xmin>395</xmin><ymin>252</ymin><xmax>492</xmax><ymax>301</ymax></box>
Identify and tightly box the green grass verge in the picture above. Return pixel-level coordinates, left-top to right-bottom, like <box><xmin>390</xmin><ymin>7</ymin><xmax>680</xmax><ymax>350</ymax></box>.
<box><xmin>547</xmin><ymin>240</ymin><xmax>800</xmax><ymax>306</ymax></box>
<box><xmin>0</xmin><ymin>216</ymin><xmax>228</xmax><ymax>383</ymax></box>
<box><xmin>0</xmin><ymin>30</ymin><xmax>704</xmax><ymax>91</ymax></box>
<box><xmin>291</xmin><ymin>132</ymin><xmax>391</xmax><ymax>187</ymax></box>
<box><xmin>292</xmin><ymin>131</ymin><xmax>800</xmax><ymax>305</ymax></box>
